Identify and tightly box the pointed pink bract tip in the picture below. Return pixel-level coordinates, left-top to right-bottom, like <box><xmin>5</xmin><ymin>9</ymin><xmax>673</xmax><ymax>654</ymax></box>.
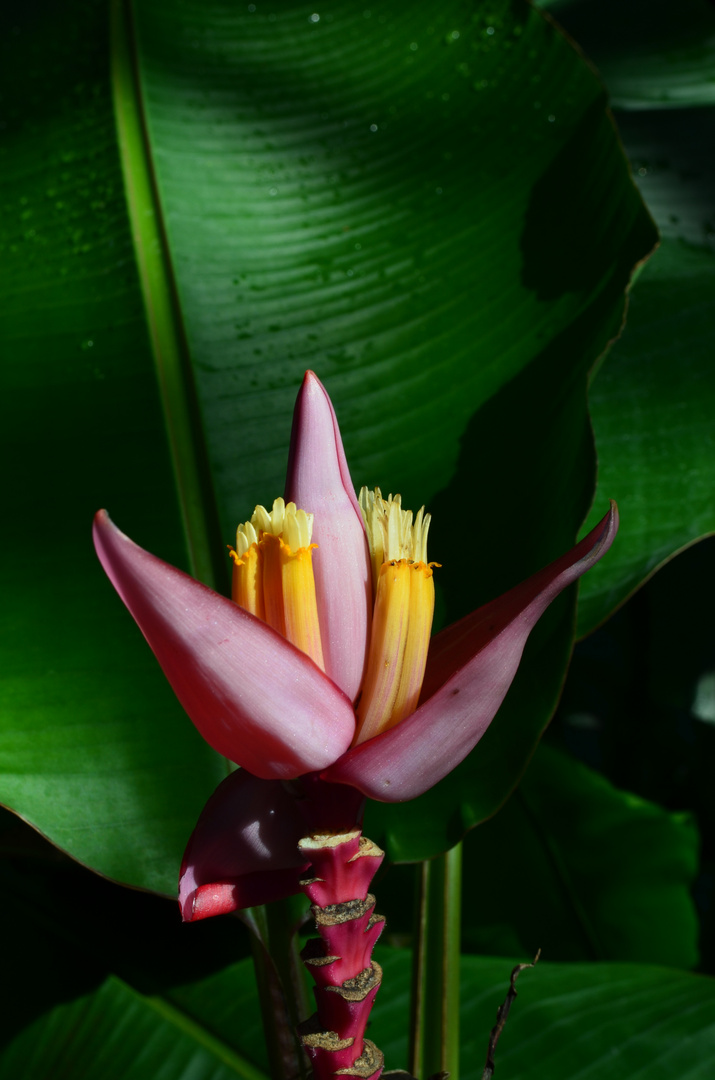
<box><xmin>285</xmin><ymin>371</ymin><xmax>372</xmax><ymax>702</ymax></box>
<box><xmin>93</xmin><ymin>507</ymin><xmax>110</xmax><ymax>533</ymax></box>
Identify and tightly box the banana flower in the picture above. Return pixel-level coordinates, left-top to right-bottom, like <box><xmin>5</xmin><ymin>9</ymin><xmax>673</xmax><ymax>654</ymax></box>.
<box><xmin>93</xmin><ymin>372</ymin><xmax>617</xmax><ymax>921</ymax></box>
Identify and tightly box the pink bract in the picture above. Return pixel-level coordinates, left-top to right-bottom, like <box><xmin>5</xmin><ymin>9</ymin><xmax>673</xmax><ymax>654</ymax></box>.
<box><xmin>285</xmin><ymin>371</ymin><xmax>372</xmax><ymax>702</ymax></box>
<box><xmin>93</xmin><ymin>371</ymin><xmax>618</xmax><ymax>920</ymax></box>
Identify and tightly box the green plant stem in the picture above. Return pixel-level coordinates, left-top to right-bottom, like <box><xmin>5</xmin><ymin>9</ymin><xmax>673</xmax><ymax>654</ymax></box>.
<box><xmin>109</xmin><ymin>0</ymin><xmax>225</xmax><ymax>589</ymax></box>
<box><xmin>244</xmin><ymin>900</ymin><xmax>311</xmax><ymax>1080</ymax></box>
<box><xmin>410</xmin><ymin>843</ymin><xmax>462</xmax><ymax>1080</ymax></box>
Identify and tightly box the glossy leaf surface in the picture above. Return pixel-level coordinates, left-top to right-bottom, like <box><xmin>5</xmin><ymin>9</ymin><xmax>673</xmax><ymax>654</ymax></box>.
<box><xmin>5</xmin><ymin>857</ymin><xmax>715</xmax><ymax>1080</ymax></box>
<box><xmin>1</xmin><ymin>0</ymin><xmax>654</xmax><ymax>893</ymax></box>
<box><xmin>542</xmin><ymin>0</ymin><xmax>715</xmax><ymax>109</ymax></box>
<box><xmin>555</xmin><ymin>536</ymin><xmax>715</xmax><ymax>971</ymax></box>
<box><xmin>130</xmin><ymin>0</ymin><xmax>651</xmax><ymax>528</ymax></box>
<box><xmin>374</xmin><ymin>951</ymin><xmax>715</xmax><ymax>1078</ymax></box>
<box><xmin>0</xmin><ymin>1</ymin><xmax>226</xmax><ymax>896</ymax></box>
<box><xmin>2</xmin><ymin>809</ymin><xmax>712</xmax><ymax>1076</ymax></box>
<box><xmin>537</xmin><ymin>0</ymin><xmax>715</xmax><ymax>633</ymax></box>
<box><xmin>457</xmin><ymin>956</ymin><xmax>715</xmax><ymax>1079</ymax></box>
<box><xmin>1</xmin><ymin>976</ymin><xmax>266</xmax><ymax>1080</ymax></box>
<box><xmin>460</xmin><ymin>743</ymin><xmax>699</xmax><ymax>966</ymax></box>
<box><xmin>129</xmin><ymin>0</ymin><xmax>653</xmax><ymax>869</ymax></box>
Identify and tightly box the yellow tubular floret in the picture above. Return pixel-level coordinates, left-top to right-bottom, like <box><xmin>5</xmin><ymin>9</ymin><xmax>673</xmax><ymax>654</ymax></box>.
<box><xmin>279</xmin><ymin>540</ymin><xmax>324</xmax><ymax>669</ymax></box>
<box><xmin>354</xmin><ymin>488</ymin><xmax>437</xmax><ymax>745</ymax></box>
<box><xmin>261</xmin><ymin>532</ymin><xmax>288</xmax><ymax>639</ymax></box>
<box><xmin>389</xmin><ymin>561</ymin><xmax>435</xmax><ymax>726</ymax></box>
<box><xmin>231</xmin><ymin>543</ymin><xmax>264</xmax><ymax>620</ymax></box>
<box><xmin>230</xmin><ymin>498</ymin><xmax>324</xmax><ymax>671</ymax></box>
<box><xmin>353</xmin><ymin>559</ymin><xmax>436</xmax><ymax>745</ymax></box>
<box><xmin>354</xmin><ymin>560</ymin><xmax>412</xmax><ymax>744</ymax></box>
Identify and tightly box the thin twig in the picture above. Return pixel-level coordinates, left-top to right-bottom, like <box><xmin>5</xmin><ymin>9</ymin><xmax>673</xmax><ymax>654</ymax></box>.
<box><xmin>481</xmin><ymin>950</ymin><xmax>541</xmax><ymax>1079</ymax></box>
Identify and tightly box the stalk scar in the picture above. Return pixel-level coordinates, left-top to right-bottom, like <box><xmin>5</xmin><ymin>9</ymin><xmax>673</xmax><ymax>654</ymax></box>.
<box><xmin>313</xmin><ymin>896</ymin><xmax>377</xmax><ymax>926</ymax></box>
<box><xmin>324</xmin><ymin>962</ymin><xmax>383</xmax><ymax>1000</ymax></box>
<box><xmin>336</xmin><ymin>1041</ymin><xmax>385</xmax><ymax>1076</ymax></box>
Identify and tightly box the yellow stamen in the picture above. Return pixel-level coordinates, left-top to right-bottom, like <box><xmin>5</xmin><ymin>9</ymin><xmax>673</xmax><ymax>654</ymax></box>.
<box><xmin>358</xmin><ymin>487</ymin><xmax>431</xmax><ymax>594</ymax></box>
<box><xmin>231</xmin><ymin>498</ymin><xmax>324</xmax><ymax>671</ymax></box>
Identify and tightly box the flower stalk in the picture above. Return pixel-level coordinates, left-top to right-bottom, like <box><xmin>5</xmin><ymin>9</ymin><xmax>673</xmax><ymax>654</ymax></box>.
<box><xmin>297</xmin><ymin>830</ymin><xmax>386</xmax><ymax>1080</ymax></box>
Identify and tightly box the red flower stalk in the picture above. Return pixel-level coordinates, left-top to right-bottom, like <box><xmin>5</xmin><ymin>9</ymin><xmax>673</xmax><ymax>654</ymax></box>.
<box><xmin>297</xmin><ymin>831</ymin><xmax>386</xmax><ymax>1080</ymax></box>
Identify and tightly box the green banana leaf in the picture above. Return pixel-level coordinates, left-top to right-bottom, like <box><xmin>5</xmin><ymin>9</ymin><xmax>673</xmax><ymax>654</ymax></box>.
<box><xmin>0</xmin><ymin>0</ymin><xmax>657</xmax><ymax>895</ymax></box>
<box><xmin>459</xmin><ymin>743</ymin><xmax>699</xmax><ymax>967</ymax></box>
<box><xmin>535</xmin><ymin>0</ymin><xmax>715</xmax><ymax>632</ymax></box>
<box><xmin>4</xmin><ymin>855</ymin><xmax>714</xmax><ymax>1080</ymax></box>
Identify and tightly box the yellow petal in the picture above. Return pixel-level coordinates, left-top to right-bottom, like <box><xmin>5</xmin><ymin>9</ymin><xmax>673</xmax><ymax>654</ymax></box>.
<box><xmin>280</xmin><ymin>542</ymin><xmax>324</xmax><ymax>671</ymax></box>
<box><xmin>390</xmin><ymin>561</ymin><xmax>435</xmax><ymax>727</ymax></box>
<box><xmin>236</xmin><ymin>531</ymin><xmax>324</xmax><ymax>672</ymax></box>
<box><xmin>354</xmin><ymin>559</ymin><xmax>435</xmax><ymax>744</ymax></box>
<box><xmin>261</xmin><ymin>532</ymin><xmax>288</xmax><ymax>639</ymax></box>
<box><xmin>231</xmin><ymin>543</ymin><xmax>265</xmax><ymax>620</ymax></box>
